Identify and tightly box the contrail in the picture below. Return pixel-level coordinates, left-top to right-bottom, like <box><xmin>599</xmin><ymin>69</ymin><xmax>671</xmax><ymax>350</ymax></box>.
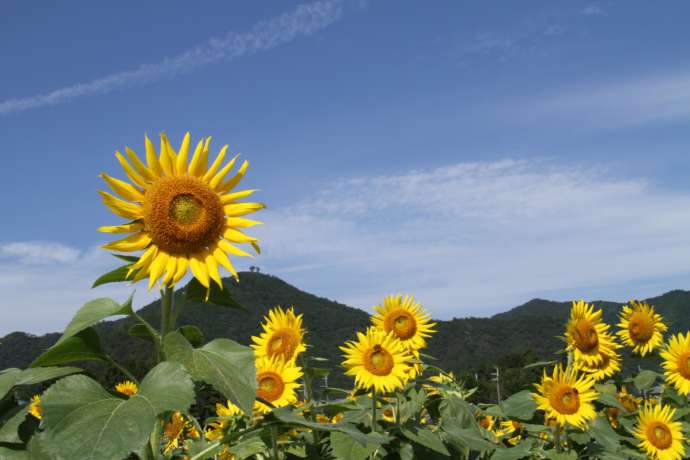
<box><xmin>0</xmin><ymin>0</ymin><xmax>343</xmax><ymax>115</ymax></box>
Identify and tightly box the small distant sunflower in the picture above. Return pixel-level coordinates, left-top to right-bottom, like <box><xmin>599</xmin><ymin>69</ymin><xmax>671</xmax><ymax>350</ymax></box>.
<box><xmin>423</xmin><ymin>371</ymin><xmax>455</xmax><ymax>396</ymax></box>
<box><xmin>341</xmin><ymin>327</ymin><xmax>413</xmax><ymax>393</ymax></box>
<box><xmin>617</xmin><ymin>300</ymin><xmax>667</xmax><ymax>356</ymax></box>
<box><xmin>478</xmin><ymin>414</ymin><xmax>496</xmax><ymax>431</ymax></box>
<box><xmin>28</xmin><ymin>395</ymin><xmax>42</xmax><ymax>420</ymax></box>
<box><xmin>574</xmin><ymin>347</ymin><xmax>622</xmax><ymax>382</ymax></box>
<box><xmin>163</xmin><ymin>412</ymin><xmax>199</xmax><ymax>453</ymax></box>
<box><xmin>251</xmin><ymin>307</ymin><xmax>306</xmax><ymax>363</ymax></box>
<box><xmin>618</xmin><ymin>387</ymin><xmax>643</xmax><ymax>414</ymax></box>
<box><xmin>532</xmin><ymin>365</ymin><xmax>598</xmax><ymax>429</ymax></box>
<box><xmin>634</xmin><ymin>403</ymin><xmax>686</xmax><ymax>460</ymax></box>
<box><xmin>254</xmin><ymin>356</ymin><xmax>302</xmax><ymax>414</ymax></box>
<box><xmin>564</xmin><ymin>300</ymin><xmax>617</xmax><ymax>366</ymax></box>
<box><xmin>115</xmin><ymin>380</ymin><xmax>138</xmax><ymax>397</ymax></box>
<box><xmin>381</xmin><ymin>405</ymin><xmax>396</xmax><ymax>423</ymax></box>
<box><xmin>99</xmin><ymin>132</ymin><xmax>263</xmax><ymax>290</ymax></box>
<box><xmin>500</xmin><ymin>420</ymin><xmax>523</xmax><ymax>446</ymax></box>
<box><xmin>661</xmin><ymin>332</ymin><xmax>690</xmax><ymax>395</ymax></box>
<box><xmin>205</xmin><ymin>401</ymin><xmax>242</xmax><ymax>442</ymax></box>
<box><xmin>371</xmin><ymin>294</ymin><xmax>436</xmax><ymax>352</ymax></box>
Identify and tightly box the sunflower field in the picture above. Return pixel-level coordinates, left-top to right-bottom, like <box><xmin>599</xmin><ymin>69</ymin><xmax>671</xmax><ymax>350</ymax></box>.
<box><xmin>1</xmin><ymin>133</ymin><xmax>690</xmax><ymax>460</ymax></box>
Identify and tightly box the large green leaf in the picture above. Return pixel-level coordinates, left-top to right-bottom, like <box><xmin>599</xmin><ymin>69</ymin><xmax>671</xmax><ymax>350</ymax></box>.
<box><xmin>91</xmin><ymin>263</ymin><xmax>134</xmax><ymax>288</ymax></box>
<box><xmin>185</xmin><ymin>278</ymin><xmax>246</xmax><ymax>310</ymax></box>
<box><xmin>633</xmin><ymin>370</ymin><xmax>658</xmax><ymax>391</ymax></box>
<box><xmin>40</xmin><ymin>362</ymin><xmax>194</xmax><ymax>460</ymax></box>
<box><xmin>0</xmin><ymin>406</ymin><xmax>27</xmax><ymax>444</ymax></box>
<box><xmin>490</xmin><ymin>441</ymin><xmax>534</xmax><ymax>460</ymax></box>
<box><xmin>0</xmin><ymin>446</ymin><xmax>27</xmax><ymax>460</ymax></box>
<box><xmin>501</xmin><ymin>390</ymin><xmax>537</xmax><ymax>421</ymax></box>
<box><xmin>400</xmin><ymin>426</ymin><xmax>450</xmax><ymax>456</ymax></box>
<box><xmin>30</xmin><ymin>328</ymin><xmax>106</xmax><ymax>367</ymax></box>
<box><xmin>0</xmin><ymin>367</ymin><xmax>81</xmax><ymax>400</ymax></box>
<box><xmin>57</xmin><ymin>297</ymin><xmax>133</xmax><ymax>345</ymax></box>
<box><xmin>330</xmin><ymin>431</ymin><xmax>379</xmax><ymax>460</ymax></box>
<box><xmin>164</xmin><ymin>331</ymin><xmax>256</xmax><ymax>414</ymax></box>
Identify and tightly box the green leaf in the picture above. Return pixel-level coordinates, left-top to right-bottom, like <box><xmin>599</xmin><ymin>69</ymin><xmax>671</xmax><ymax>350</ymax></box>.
<box><xmin>128</xmin><ymin>323</ymin><xmax>155</xmax><ymax>343</ymax></box>
<box><xmin>633</xmin><ymin>370</ymin><xmax>658</xmax><ymax>391</ymax></box>
<box><xmin>91</xmin><ymin>264</ymin><xmax>134</xmax><ymax>288</ymax></box>
<box><xmin>0</xmin><ymin>406</ymin><xmax>28</xmax><ymax>444</ymax></box>
<box><xmin>40</xmin><ymin>362</ymin><xmax>194</xmax><ymax>460</ymax></box>
<box><xmin>0</xmin><ymin>446</ymin><xmax>27</xmax><ymax>460</ymax></box>
<box><xmin>589</xmin><ymin>415</ymin><xmax>634</xmax><ymax>453</ymax></box>
<box><xmin>400</xmin><ymin>426</ymin><xmax>450</xmax><ymax>456</ymax></box>
<box><xmin>596</xmin><ymin>393</ymin><xmax>627</xmax><ymax>412</ymax></box>
<box><xmin>330</xmin><ymin>431</ymin><xmax>379</xmax><ymax>460</ymax></box>
<box><xmin>0</xmin><ymin>367</ymin><xmax>81</xmax><ymax>400</ymax></box>
<box><xmin>185</xmin><ymin>278</ymin><xmax>246</xmax><ymax>310</ymax></box>
<box><xmin>57</xmin><ymin>297</ymin><xmax>133</xmax><ymax>345</ymax></box>
<box><xmin>179</xmin><ymin>325</ymin><xmax>204</xmax><ymax>347</ymax></box>
<box><xmin>164</xmin><ymin>331</ymin><xmax>256</xmax><ymax>414</ymax></box>
<box><xmin>228</xmin><ymin>435</ymin><xmax>268</xmax><ymax>459</ymax></box>
<box><xmin>399</xmin><ymin>443</ymin><xmax>415</xmax><ymax>460</ymax></box>
<box><xmin>111</xmin><ymin>254</ymin><xmax>140</xmax><ymax>263</ymax></box>
<box><xmin>523</xmin><ymin>360</ymin><xmax>557</xmax><ymax>369</ymax></box>
<box><xmin>501</xmin><ymin>390</ymin><xmax>537</xmax><ymax>421</ymax></box>
<box><xmin>490</xmin><ymin>440</ymin><xmax>534</xmax><ymax>460</ymax></box>
<box><xmin>30</xmin><ymin>328</ymin><xmax>106</xmax><ymax>367</ymax></box>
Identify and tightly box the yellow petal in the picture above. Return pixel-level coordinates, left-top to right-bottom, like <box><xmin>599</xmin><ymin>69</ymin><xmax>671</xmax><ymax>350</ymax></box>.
<box><xmin>190</xmin><ymin>137</ymin><xmax>211</xmax><ymax>178</ymax></box>
<box><xmin>130</xmin><ymin>245</ymin><xmax>158</xmax><ymax>275</ymax></box>
<box><xmin>217</xmin><ymin>160</ymin><xmax>249</xmax><ymax>193</ymax></box>
<box><xmin>162</xmin><ymin>256</ymin><xmax>178</xmax><ymax>286</ymax></box>
<box><xmin>189</xmin><ymin>254</ymin><xmax>210</xmax><ymax>288</ymax></box>
<box><xmin>224</xmin><ymin>217</ymin><xmax>263</xmax><ymax>228</ymax></box>
<box><xmin>223</xmin><ymin>202</ymin><xmax>265</xmax><ymax>217</ymax></box>
<box><xmin>176</xmin><ymin>132</ymin><xmax>190</xmax><ymax>175</ymax></box>
<box><xmin>148</xmin><ymin>252</ymin><xmax>170</xmax><ymax>290</ymax></box>
<box><xmin>209</xmin><ymin>153</ymin><xmax>239</xmax><ymax>190</ymax></box>
<box><xmin>145</xmin><ymin>134</ymin><xmax>164</xmax><ymax>177</ymax></box>
<box><xmin>100</xmin><ymin>173</ymin><xmax>144</xmax><ymax>202</ymax></box>
<box><xmin>159</xmin><ymin>134</ymin><xmax>175</xmax><ymax>176</ymax></box>
<box><xmin>125</xmin><ymin>147</ymin><xmax>155</xmax><ymax>182</ymax></box>
<box><xmin>98</xmin><ymin>222</ymin><xmax>144</xmax><ymax>234</ymax></box>
<box><xmin>187</xmin><ymin>139</ymin><xmax>205</xmax><ymax>176</ymax></box>
<box><xmin>205</xmin><ymin>253</ymin><xmax>223</xmax><ymax>288</ymax></box>
<box><xmin>218</xmin><ymin>239</ymin><xmax>253</xmax><ymax>258</ymax></box>
<box><xmin>213</xmin><ymin>247</ymin><xmax>238</xmax><ymax>280</ymax></box>
<box><xmin>173</xmin><ymin>257</ymin><xmax>189</xmax><ymax>284</ymax></box>
<box><xmin>220</xmin><ymin>190</ymin><xmax>258</xmax><ymax>205</ymax></box>
<box><xmin>115</xmin><ymin>151</ymin><xmax>147</xmax><ymax>188</ymax></box>
<box><xmin>202</xmin><ymin>146</ymin><xmax>229</xmax><ymax>183</ymax></box>
<box><xmin>99</xmin><ymin>191</ymin><xmax>142</xmax><ymax>220</ymax></box>
<box><xmin>102</xmin><ymin>232</ymin><xmax>151</xmax><ymax>252</ymax></box>
<box><xmin>222</xmin><ymin>228</ymin><xmax>257</xmax><ymax>243</ymax></box>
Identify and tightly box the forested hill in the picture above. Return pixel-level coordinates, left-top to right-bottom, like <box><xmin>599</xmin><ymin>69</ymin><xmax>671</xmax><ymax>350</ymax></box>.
<box><xmin>0</xmin><ymin>273</ymin><xmax>689</xmax><ymax>398</ymax></box>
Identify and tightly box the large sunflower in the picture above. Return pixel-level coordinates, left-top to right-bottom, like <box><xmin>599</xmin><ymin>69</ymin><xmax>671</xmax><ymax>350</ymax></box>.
<box><xmin>532</xmin><ymin>365</ymin><xmax>598</xmax><ymax>429</ymax></box>
<box><xmin>251</xmin><ymin>307</ymin><xmax>306</xmax><ymax>363</ymax></box>
<box><xmin>661</xmin><ymin>332</ymin><xmax>690</xmax><ymax>395</ymax></box>
<box><xmin>634</xmin><ymin>403</ymin><xmax>686</xmax><ymax>460</ymax></box>
<box><xmin>618</xmin><ymin>300</ymin><xmax>667</xmax><ymax>356</ymax></box>
<box><xmin>254</xmin><ymin>356</ymin><xmax>302</xmax><ymax>414</ymax></box>
<box><xmin>99</xmin><ymin>133</ymin><xmax>263</xmax><ymax>290</ymax></box>
<box><xmin>564</xmin><ymin>300</ymin><xmax>617</xmax><ymax>366</ymax></box>
<box><xmin>371</xmin><ymin>294</ymin><xmax>436</xmax><ymax>352</ymax></box>
<box><xmin>574</xmin><ymin>347</ymin><xmax>622</xmax><ymax>382</ymax></box>
<box><xmin>340</xmin><ymin>327</ymin><xmax>413</xmax><ymax>393</ymax></box>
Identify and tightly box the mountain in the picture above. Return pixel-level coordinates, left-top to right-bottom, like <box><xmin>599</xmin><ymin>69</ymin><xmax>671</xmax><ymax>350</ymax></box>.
<box><xmin>1</xmin><ymin>273</ymin><xmax>689</xmax><ymax>401</ymax></box>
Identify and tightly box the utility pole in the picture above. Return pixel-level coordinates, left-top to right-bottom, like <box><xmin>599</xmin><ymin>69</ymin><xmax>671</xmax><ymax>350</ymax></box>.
<box><xmin>492</xmin><ymin>366</ymin><xmax>502</xmax><ymax>403</ymax></box>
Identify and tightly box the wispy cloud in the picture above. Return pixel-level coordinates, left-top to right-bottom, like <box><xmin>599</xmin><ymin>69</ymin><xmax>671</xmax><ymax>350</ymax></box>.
<box><xmin>0</xmin><ymin>241</ymin><xmax>81</xmax><ymax>264</ymax></box>
<box><xmin>582</xmin><ymin>4</ymin><xmax>606</xmax><ymax>16</ymax></box>
<box><xmin>0</xmin><ymin>0</ymin><xmax>342</xmax><ymax>116</ymax></box>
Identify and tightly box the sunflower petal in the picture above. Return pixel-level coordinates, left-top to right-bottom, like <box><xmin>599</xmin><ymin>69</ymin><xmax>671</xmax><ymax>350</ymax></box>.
<box><xmin>223</xmin><ymin>202</ymin><xmax>265</xmax><ymax>217</ymax></box>
<box><xmin>99</xmin><ymin>191</ymin><xmax>142</xmax><ymax>219</ymax></box>
<box><xmin>209</xmin><ymin>153</ymin><xmax>239</xmax><ymax>190</ymax></box>
<box><xmin>115</xmin><ymin>151</ymin><xmax>147</xmax><ymax>188</ymax></box>
<box><xmin>130</xmin><ymin>245</ymin><xmax>158</xmax><ymax>272</ymax></box>
<box><xmin>145</xmin><ymin>134</ymin><xmax>164</xmax><ymax>177</ymax></box>
<box><xmin>148</xmin><ymin>252</ymin><xmax>170</xmax><ymax>290</ymax></box>
<box><xmin>162</xmin><ymin>256</ymin><xmax>178</xmax><ymax>286</ymax></box>
<box><xmin>125</xmin><ymin>147</ymin><xmax>156</xmax><ymax>182</ymax></box>
<box><xmin>205</xmin><ymin>253</ymin><xmax>223</xmax><ymax>288</ymax></box>
<box><xmin>222</xmin><ymin>228</ymin><xmax>258</xmax><ymax>243</ymax></box>
<box><xmin>159</xmin><ymin>134</ymin><xmax>175</xmax><ymax>176</ymax></box>
<box><xmin>202</xmin><ymin>146</ymin><xmax>229</xmax><ymax>183</ymax></box>
<box><xmin>173</xmin><ymin>257</ymin><xmax>189</xmax><ymax>284</ymax></box>
<box><xmin>187</xmin><ymin>139</ymin><xmax>205</xmax><ymax>176</ymax></box>
<box><xmin>218</xmin><ymin>239</ymin><xmax>253</xmax><ymax>258</ymax></box>
<box><xmin>102</xmin><ymin>232</ymin><xmax>151</xmax><ymax>252</ymax></box>
<box><xmin>98</xmin><ymin>222</ymin><xmax>144</xmax><ymax>234</ymax></box>
<box><xmin>100</xmin><ymin>173</ymin><xmax>144</xmax><ymax>202</ymax></box>
<box><xmin>176</xmin><ymin>132</ymin><xmax>190</xmax><ymax>175</ymax></box>
<box><xmin>220</xmin><ymin>190</ymin><xmax>258</xmax><ymax>205</ymax></box>
<box><xmin>189</xmin><ymin>254</ymin><xmax>210</xmax><ymax>288</ymax></box>
<box><xmin>213</xmin><ymin>246</ymin><xmax>239</xmax><ymax>280</ymax></box>
<box><xmin>218</xmin><ymin>160</ymin><xmax>249</xmax><ymax>193</ymax></box>
<box><xmin>225</xmin><ymin>217</ymin><xmax>263</xmax><ymax>228</ymax></box>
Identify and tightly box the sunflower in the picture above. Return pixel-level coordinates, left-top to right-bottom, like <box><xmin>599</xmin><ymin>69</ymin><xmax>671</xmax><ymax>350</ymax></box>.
<box><xmin>99</xmin><ymin>132</ymin><xmax>263</xmax><ymax>290</ymax></box>
<box><xmin>28</xmin><ymin>395</ymin><xmax>42</xmax><ymax>420</ymax></box>
<box><xmin>500</xmin><ymin>420</ymin><xmax>523</xmax><ymax>446</ymax></box>
<box><xmin>661</xmin><ymin>332</ymin><xmax>690</xmax><ymax>395</ymax></box>
<box><xmin>532</xmin><ymin>365</ymin><xmax>598</xmax><ymax>429</ymax></box>
<box><xmin>205</xmin><ymin>401</ymin><xmax>242</xmax><ymax>442</ymax></box>
<box><xmin>617</xmin><ymin>300</ymin><xmax>667</xmax><ymax>356</ymax></box>
<box><xmin>163</xmin><ymin>412</ymin><xmax>199</xmax><ymax>453</ymax></box>
<box><xmin>371</xmin><ymin>294</ymin><xmax>436</xmax><ymax>352</ymax></box>
<box><xmin>423</xmin><ymin>371</ymin><xmax>455</xmax><ymax>396</ymax></box>
<box><xmin>574</xmin><ymin>347</ymin><xmax>622</xmax><ymax>381</ymax></box>
<box><xmin>114</xmin><ymin>380</ymin><xmax>138</xmax><ymax>397</ymax></box>
<box><xmin>251</xmin><ymin>307</ymin><xmax>306</xmax><ymax>363</ymax></box>
<box><xmin>341</xmin><ymin>327</ymin><xmax>413</xmax><ymax>393</ymax></box>
<box><xmin>564</xmin><ymin>300</ymin><xmax>617</xmax><ymax>366</ymax></box>
<box><xmin>634</xmin><ymin>403</ymin><xmax>686</xmax><ymax>460</ymax></box>
<box><xmin>254</xmin><ymin>356</ymin><xmax>302</xmax><ymax>414</ymax></box>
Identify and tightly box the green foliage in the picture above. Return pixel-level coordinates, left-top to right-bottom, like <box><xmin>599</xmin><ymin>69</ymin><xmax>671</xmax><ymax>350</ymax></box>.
<box><xmin>30</xmin><ymin>328</ymin><xmax>106</xmax><ymax>367</ymax></box>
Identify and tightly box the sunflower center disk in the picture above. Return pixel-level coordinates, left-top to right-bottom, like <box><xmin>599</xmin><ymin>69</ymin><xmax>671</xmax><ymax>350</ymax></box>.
<box><xmin>628</xmin><ymin>312</ymin><xmax>654</xmax><ymax>343</ymax></box>
<box><xmin>572</xmin><ymin>319</ymin><xmax>599</xmax><ymax>352</ymax></box>
<box><xmin>143</xmin><ymin>177</ymin><xmax>225</xmax><ymax>255</ymax></box>
<box><xmin>365</xmin><ymin>345</ymin><xmax>394</xmax><ymax>376</ymax></box>
<box><xmin>549</xmin><ymin>384</ymin><xmax>580</xmax><ymax>415</ymax></box>
<box><xmin>257</xmin><ymin>372</ymin><xmax>285</xmax><ymax>402</ymax></box>
<box><xmin>385</xmin><ymin>309</ymin><xmax>417</xmax><ymax>340</ymax></box>
<box><xmin>267</xmin><ymin>330</ymin><xmax>296</xmax><ymax>360</ymax></box>
<box><xmin>677</xmin><ymin>352</ymin><xmax>690</xmax><ymax>379</ymax></box>
<box><xmin>647</xmin><ymin>422</ymin><xmax>673</xmax><ymax>449</ymax></box>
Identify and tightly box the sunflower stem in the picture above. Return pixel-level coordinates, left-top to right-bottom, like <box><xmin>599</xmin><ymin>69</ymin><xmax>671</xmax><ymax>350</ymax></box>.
<box><xmin>553</xmin><ymin>424</ymin><xmax>562</xmax><ymax>453</ymax></box>
<box><xmin>371</xmin><ymin>388</ymin><xmax>378</xmax><ymax>433</ymax></box>
<box><xmin>270</xmin><ymin>424</ymin><xmax>280</xmax><ymax>460</ymax></box>
<box><xmin>105</xmin><ymin>355</ymin><xmax>139</xmax><ymax>384</ymax></box>
<box><xmin>159</xmin><ymin>285</ymin><xmax>174</xmax><ymax>361</ymax></box>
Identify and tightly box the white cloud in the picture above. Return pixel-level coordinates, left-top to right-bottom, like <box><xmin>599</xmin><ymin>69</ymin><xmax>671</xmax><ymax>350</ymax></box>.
<box><xmin>0</xmin><ymin>0</ymin><xmax>342</xmax><ymax>115</ymax></box>
<box><xmin>253</xmin><ymin>159</ymin><xmax>690</xmax><ymax>318</ymax></box>
<box><xmin>582</xmin><ymin>5</ymin><xmax>606</xmax><ymax>16</ymax></box>
<box><xmin>0</xmin><ymin>242</ymin><xmax>81</xmax><ymax>264</ymax></box>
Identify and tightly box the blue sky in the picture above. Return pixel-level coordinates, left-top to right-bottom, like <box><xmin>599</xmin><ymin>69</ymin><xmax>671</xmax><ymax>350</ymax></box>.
<box><xmin>2</xmin><ymin>0</ymin><xmax>690</xmax><ymax>334</ymax></box>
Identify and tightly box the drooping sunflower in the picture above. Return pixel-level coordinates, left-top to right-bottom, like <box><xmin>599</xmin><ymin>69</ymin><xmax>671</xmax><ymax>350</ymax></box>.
<box><xmin>99</xmin><ymin>132</ymin><xmax>263</xmax><ymax>290</ymax></box>
<box><xmin>617</xmin><ymin>300</ymin><xmax>667</xmax><ymax>356</ymax></box>
<box><xmin>251</xmin><ymin>307</ymin><xmax>306</xmax><ymax>363</ymax></box>
<box><xmin>28</xmin><ymin>395</ymin><xmax>42</xmax><ymax>420</ymax></box>
<box><xmin>634</xmin><ymin>403</ymin><xmax>686</xmax><ymax>460</ymax></box>
<box><xmin>114</xmin><ymin>380</ymin><xmax>138</xmax><ymax>397</ymax></box>
<box><xmin>205</xmin><ymin>400</ymin><xmax>243</xmax><ymax>442</ymax></box>
<box><xmin>574</xmin><ymin>347</ymin><xmax>622</xmax><ymax>382</ymax></box>
<box><xmin>532</xmin><ymin>365</ymin><xmax>598</xmax><ymax>429</ymax></box>
<box><xmin>661</xmin><ymin>332</ymin><xmax>690</xmax><ymax>395</ymax></box>
<box><xmin>254</xmin><ymin>356</ymin><xmax>303</xmax><ymax>414</ymax></box>
<box><xmin>340</xmin><ymin>327</ymin><xmax>413</xmax><ymax>393</ymax></box>
<box><xmin>163</xmin><ymin>411</ymin><xmax>199</xmax><ymax>453</ymax></box>
<box><xmin>371</xmin><ymin>294</ymin><xmax>436</xmax><ymax>352</ymax></box>
<box><xmin>564</xmin><ymin>300</ymin><xmax>617</xmax><ymax>366</ymax></box>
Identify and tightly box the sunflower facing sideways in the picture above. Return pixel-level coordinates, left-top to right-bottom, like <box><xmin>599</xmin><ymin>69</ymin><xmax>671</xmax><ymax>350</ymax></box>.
<box><xmin>341</xmin><ymin>327</ymin><xmax>413</xmax><ymax>393</ymax></box>
<box><xmin>254</xmin><ymin>356</ymin><xmax>303</xmax><ymax>414</ymax></box>
<box><xmin>564</xmin><ymin>300</ymin><xmax>618</xmax><ymax>367</ymax></box>
<box><xmin>371</xmin><ymin>294</ymin><xmax>436</xmax><ymax>352</ymax></box>
<box><xmin>634</xmin><ymin>403</ymin><xmax>686</xmax><ymax>460</ymax></box>
<box><xmin>99</xmin><ymin>132</ymin><xmax>263</xmax><ymax>290</ymax></box>
<box><xmin>251</xmin><ymin>307</ymin><xmax>306</xmax><ymax>363</ymax></box>
<box><xmin>618</xmin><ymin>300</ymin><xmax>667</xmax><ymax>356</ymax></box>
<box><xmin>661</xmin><ymin>332</ymin><xmax>690</xmax><ymax>395</ymax></box>
<box><xmin>574</xmin><ymin>346</ymin><xmax>622</xmax><ymax>382</ymax></box>
<box><xmin>532</xmin><ymin>365</ymin><xmax>598</xmax><ymax>429</ymax></box>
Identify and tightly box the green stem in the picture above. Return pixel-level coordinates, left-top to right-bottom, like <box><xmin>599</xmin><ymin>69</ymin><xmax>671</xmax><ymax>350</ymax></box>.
<box><xmin>553</xmin><ymin>424</ymin><xmax>562</xmax><ymax>453</ymax></box>
<box><xmin>159</xmin><ymin>285</ymin><xmax>174</xmax><ymax>361</ymax></box>
<box><xmin>270</xmin><ymin>424</ymin><xmax>280</xmax><ymax>460</ymax></box>
<box><xmin>105</xmin><ymin>355</ymin><xmax>139</xmax><ymax>384</ymax></box>
<box><xmin>371</xmin><ymin>388</ymin><xmax>377</xmax><ymax>433</ymax></box>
